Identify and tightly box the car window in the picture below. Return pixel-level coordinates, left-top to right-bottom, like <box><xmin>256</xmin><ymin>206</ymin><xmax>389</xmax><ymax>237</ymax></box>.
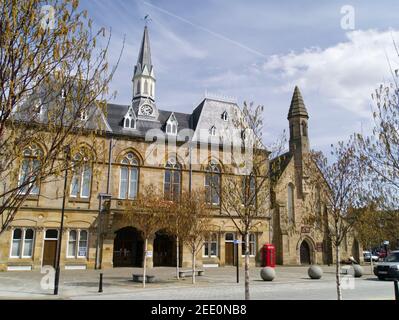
<box><xmin>385</xmin><ymin>252</ymin><xmax>399</xmax><ymax>262</ymax></box>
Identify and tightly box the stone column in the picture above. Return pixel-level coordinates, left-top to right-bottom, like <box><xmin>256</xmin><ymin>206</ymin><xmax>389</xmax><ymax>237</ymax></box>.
<box><xmin>181</xmin><ymin>243</ymin><xmax>192</xmax><ymax>268</ymax></box>
<box><xmin>100</xmin><ymin>232</ymin><xmax>115</xmax><ymax>269</ymax></box>
<box><xmin>33</xmin><ymin>227</ymin><xmax>45</xmax><ymax>270</ymax></box>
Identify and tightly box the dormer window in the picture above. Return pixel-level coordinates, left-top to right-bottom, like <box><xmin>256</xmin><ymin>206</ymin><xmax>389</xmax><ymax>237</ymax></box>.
<box><xmin>166</xmin><ymin>113</ymin><xmax>178</xmax><ymax>135</ymax></box>
<box><xmin>61</xmin><ymin>89</ymin><xmax>67</xmax><ymax>99</ymax></box>
<box><xmin>210</xmin><ymin>125</ymin><xmax>217</xmax><ymax>136</ymax></box>
<box><xmin>123</xmin><ymin>106</ymin><xmax>136</xmax><ymax>130</ymax></box>
<box><xmin>80</xmin><ymin>109</ymin><xmax>88</xmax><ymax>121</ymax></box>
<box><xmin>222</xmin><ymin>111</ymin><xmax>228</xmax><ymax>121</ymax></box>
<box><xmin>33</xmin><ymin>99</ymin><xmax>42</xmax><ymax>114</ymax></box>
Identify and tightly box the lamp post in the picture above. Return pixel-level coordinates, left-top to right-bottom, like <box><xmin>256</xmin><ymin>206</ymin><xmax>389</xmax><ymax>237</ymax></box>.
<box><xmin>54</xmin><ymin>146</ymin><xmax>71</xmax><ymax>295</ymax></box>
<box><xmin>95</xmin><ymin>193</ymin><xmax>112</xmax><ymax>269</ymax></box>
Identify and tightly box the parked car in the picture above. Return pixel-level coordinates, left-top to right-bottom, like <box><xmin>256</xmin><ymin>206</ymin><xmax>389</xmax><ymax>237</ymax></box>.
<box><xmin>363</xmin><ymin>251</ymin><xmax>379</xmax><ymax>262</ymax></box>
<box><xmin>373</xmin><ymin>250</ymin><xmax>399</xmax><ymax>280</ymax></box>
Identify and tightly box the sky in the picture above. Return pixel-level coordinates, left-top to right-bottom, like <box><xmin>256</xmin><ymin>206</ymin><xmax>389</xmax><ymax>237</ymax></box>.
<box><xmin>81</xmin><ymin>0</ymin><xmax>399</xmax><ymax>154</ymax></box>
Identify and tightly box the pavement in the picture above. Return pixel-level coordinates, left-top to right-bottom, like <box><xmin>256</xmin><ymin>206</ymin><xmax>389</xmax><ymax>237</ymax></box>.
<box><xmin>0</xmin><ymin>265</ymin><xmax>396</xmax><ymax>300</ymax></box>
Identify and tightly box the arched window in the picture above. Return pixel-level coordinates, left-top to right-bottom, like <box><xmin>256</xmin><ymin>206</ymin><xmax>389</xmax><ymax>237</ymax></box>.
<box><xmin>301</xmin><ymin>121</ymin><xmax>308</xmax><ymax>137</ymax></box>
<box><xmin>222</xmin><ymin>111</ymin><xmax>228</xmax><ymax>121</ymax></box>
<box><xmin>144</xmin><ymin>80</ymin><xmax>148</xmax><ymax>95</ymax></box>
<box><xmin>164</xmin><ymin>158</ymin><xmax>181</xmax><ymax>201</ymax></box>
<box><xmin>209</xmin><ymin>126</ymin><xmax>217</xmax><ymax>136</ymax></box>
<box><xmin>119</xmin><ymin>152</ymin><xmax>139</xmax><ymax>199</ymax></box>
<box><xmin>287</xmin><ymin>183</ymin><xmax>295</xmax><ymax>223</ymax></box>
<box><xmin>205</xmin><ymin>161</ymin><xmax>221</xmax><ymax>205</ymax></box>
<box><xmin>18</xmin><ymin>144</ymin><xmax>42</xmax><ymax>195</ymax></box>
<box><xmin>136</xmin><ymin>80</ymin><xmax>141</xmax><ymax>95</ymax></box>
<box><xmin>70</xmin><ymin>149</ymin><xmax>92</xmax><ymax>199</ymax></box>
<box><xmin>242</xmin><ymin>175</ymin><xmax>256</xmax><ymax>206</ymax></box>
<box><xmin>316</xmin><ymin>186</ymin><xmax>322</xmax><ymax>226</ymax></box>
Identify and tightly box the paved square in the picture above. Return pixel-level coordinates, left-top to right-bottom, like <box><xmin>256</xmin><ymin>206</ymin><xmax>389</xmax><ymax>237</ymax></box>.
<box><xmin>0</xmin><ymin>265</ymin><xmax>395</xmax><ymax>300</ymax></box>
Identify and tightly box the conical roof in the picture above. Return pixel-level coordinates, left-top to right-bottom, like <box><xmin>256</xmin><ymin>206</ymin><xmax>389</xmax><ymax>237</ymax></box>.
<box><xmin>287</xmin><ymin>86</ymin><xmax>309</xmax><ymax>119</ymax></box>
<box><xmin>135</xmin><ymin>26</ymin><xmax>152</xmax><ymax>75</ymax></box>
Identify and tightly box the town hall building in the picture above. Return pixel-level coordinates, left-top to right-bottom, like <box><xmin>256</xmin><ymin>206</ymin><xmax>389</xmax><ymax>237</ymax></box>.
<box><xmin>0</xmin><ymin>26</ymin><xmax>361</xmax><ymax>271</ymax></box>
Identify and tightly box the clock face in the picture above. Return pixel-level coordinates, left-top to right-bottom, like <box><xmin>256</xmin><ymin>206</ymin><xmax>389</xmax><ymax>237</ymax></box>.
<box><xmin>140</xmin><ymin>104</ymin><xmax>153</xmax><ymax>116</ymax></box>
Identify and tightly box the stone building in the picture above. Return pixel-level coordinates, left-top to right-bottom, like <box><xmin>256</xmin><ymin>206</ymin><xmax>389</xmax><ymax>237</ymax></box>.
<box><xmin>0</xmin><ymin>26</ymin><xmax>360</xmax><ymax>271</ymax></box>
<box><xmin>270</xmin><ymin>87</ymin><xmax>361</xmax><ymax>265</ymax></box>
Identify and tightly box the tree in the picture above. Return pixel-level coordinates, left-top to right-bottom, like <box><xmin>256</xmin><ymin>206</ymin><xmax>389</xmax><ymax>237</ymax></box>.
<box><xmin>165</xmin><ymin>196</ymin><xmax>192</xmax><ymax>280</ymax></box>
<box><xmin>122</xmin><ymin>184</ymin><xmax>172</xmax><ymax>288</ymax></box>
<box><xmin>354</xmin><ymin>204</ymin><xmax>399</xmax><ymax>251</ymax></box>
<box><xmin>303</xmin><ymin>141</ymin><xmax>363</xmax><ymax>300</ymax></box>
<box><xmin>355</xmin><ymin>72</ymin><xmax>399</xmax><ymax>210</ymax></box>
<box><xmin>176</xmin><ymin>189</ymin><xmax>212</xmax><ymax>284</ymax></box>
<box><xmin>216</xmin><ymin>102</ymin><xmax>285</xmax><ymax>300</ymax></box>
<box><xmin>0</xmin><ymin>0</ymin><xmax>122</xmax><ymax>233</ymax></box>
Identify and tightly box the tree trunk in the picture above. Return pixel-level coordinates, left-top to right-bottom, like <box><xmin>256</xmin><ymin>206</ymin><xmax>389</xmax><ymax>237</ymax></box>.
<box><xmin>244</xmin><ymin>232</ymin><xmax>250</xmax><ymax>300</ymax></box>
<box><xmin>335</xmin><ymin>244</ymin><xmax>342</xmax><ymax>300</ymax></box>
<box><xmin>176</xmin><ymin>236</ymin><xmax>180</xmax><ymax>280</ymax></box>
<box><xmin>143</xmin><ymin>238</ymin><xmax>148</xmax><ymax>288</ymax></box>
<box><xmin>192</xmin><ymin>248</ymin><xmax>196</xmax><ymax>284</ymax></box>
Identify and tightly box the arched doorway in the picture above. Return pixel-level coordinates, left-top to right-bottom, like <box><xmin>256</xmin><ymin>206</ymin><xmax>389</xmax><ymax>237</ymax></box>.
<box><xmin>300</xmin><ymin>240</ymin><xmax>311</xmax><ymax>265</ymax></box>
<box><xmin>113</xmin><ymin>227</ymin><xmax>143</xmax><ymax>267</ymax></box>
<box><xmin>153</xmin><ymin>230</ymin><xmax>178</xmax><ymax>267</ymax></box>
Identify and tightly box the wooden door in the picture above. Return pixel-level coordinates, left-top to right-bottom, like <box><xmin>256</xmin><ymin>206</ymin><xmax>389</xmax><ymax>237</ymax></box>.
<box><xmin>225</xmin><ymin>242</ymin><xmax>234</xmax><ymax>265</ymax></box>
<box><xmin>43</xmin><ymin>240</ymin><xmax>57</xmax><ymax>267</ymax></box>
<box><xmin>300</xmin><ymin>241</ymin><xmax>311</xmax><ymax>265</ymax></box>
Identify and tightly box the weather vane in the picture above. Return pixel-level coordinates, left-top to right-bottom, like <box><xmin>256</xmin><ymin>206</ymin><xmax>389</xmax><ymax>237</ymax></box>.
<box><xmin>143</xmin><ymin>14</ymin><xmax>152</xmax><ymax>26</ymax></box>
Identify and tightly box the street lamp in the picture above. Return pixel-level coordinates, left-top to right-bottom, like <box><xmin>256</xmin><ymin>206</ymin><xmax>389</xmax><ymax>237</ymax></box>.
<box><xmin>54</xmin><ymin>146</ymin><xmax>71</xmax><ymax>295</ymax></box>
<box><xmin>95</xmin><ymin>193</ymin><xmax>112</xmax><ymax>269</ymax></box>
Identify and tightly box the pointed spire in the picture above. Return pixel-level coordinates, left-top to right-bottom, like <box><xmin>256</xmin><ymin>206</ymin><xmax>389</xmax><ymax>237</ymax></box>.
<box><xmin>288</xmin><ymin>86</ymin><xmax>309</xmax><ymax>119</ymax></box>
<box><xmin>135</xmin><ymin>26</ymin><xmax>152</xmax><ymax>75</ymax></box>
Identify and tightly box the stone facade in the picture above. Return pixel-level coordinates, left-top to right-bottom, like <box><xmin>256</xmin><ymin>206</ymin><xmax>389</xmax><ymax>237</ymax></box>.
<box><xmin>0</xmin><ymin>26</ymin><xmax>361</xmax><ymax>272</ymax></box>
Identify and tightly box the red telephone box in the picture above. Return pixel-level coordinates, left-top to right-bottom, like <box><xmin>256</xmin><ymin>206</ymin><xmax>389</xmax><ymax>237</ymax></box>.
<box><xmin>262</xmin><ymin>244</ymin><xmax>276</xmax><ymax>268</ymax></box>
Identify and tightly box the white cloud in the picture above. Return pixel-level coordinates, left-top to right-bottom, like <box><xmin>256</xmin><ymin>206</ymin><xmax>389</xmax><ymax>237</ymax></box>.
<box><xmin>262</xmin><ymin>29</ymin><xmax>399</xmax><ymax>117</ymax></box>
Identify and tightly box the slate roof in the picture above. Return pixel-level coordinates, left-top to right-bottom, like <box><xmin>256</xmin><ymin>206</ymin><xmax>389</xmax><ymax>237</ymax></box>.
<box><xmin>105</xmin><ymin>103</ymin><xmax>192</xmax><ymax>138</ymax></box>
<box><xmin>270</xmin><ymin>151</ymin><xmax>292</xmax><ymax>182</ymax></box>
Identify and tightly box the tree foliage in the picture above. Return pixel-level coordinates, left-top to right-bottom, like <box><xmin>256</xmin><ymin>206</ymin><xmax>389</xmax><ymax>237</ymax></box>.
<box><xmin>0</xmin><ymin>0</ymin><xmax>122</xmax><ymax>233</ymax></box>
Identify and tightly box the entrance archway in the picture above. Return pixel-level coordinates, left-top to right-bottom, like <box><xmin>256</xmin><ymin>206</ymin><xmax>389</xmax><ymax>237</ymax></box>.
<box><xmin>153</xmin><ymin>230</ymin><xmax>177</xmax><ymax>267</ymax></box>
<box><xmin>300</xmin><ymin>240</ymin><xmax>311</xmax><ymax>265</ymax></box>
<box><xmin>113</xmin><ymin>227</ymin><xmax>143</xmax><ymax>267</ymax></box>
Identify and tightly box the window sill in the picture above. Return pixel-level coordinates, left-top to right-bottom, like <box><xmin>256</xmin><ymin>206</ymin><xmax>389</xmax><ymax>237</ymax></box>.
<box><xmin>17</xmin><ymin>194</ymin><xmax>39</xmax><ymax>201</ymax></box>
<box><xmin>68</xmin><ymin>197</ymin><xmax>90</xmax><ymax>203</ymax></box>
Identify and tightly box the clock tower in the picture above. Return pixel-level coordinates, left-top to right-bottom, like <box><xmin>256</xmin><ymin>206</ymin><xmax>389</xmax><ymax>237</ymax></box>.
<box><xmin>132</xmin><ymin>26</ymin><xmax>158</xmax><ymax>120</ymax></box>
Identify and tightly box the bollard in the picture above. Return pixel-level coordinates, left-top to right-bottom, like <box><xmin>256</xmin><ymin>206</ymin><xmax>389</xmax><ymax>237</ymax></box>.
<box><xmin>394</xmin><ymin>280</ymin><xmax>399</xmax><ymax>301</ymax></box>
<box><xmin>99</xmin><ymin>273</ymin><xmax>103</xmax><ymax>293</ymax></box>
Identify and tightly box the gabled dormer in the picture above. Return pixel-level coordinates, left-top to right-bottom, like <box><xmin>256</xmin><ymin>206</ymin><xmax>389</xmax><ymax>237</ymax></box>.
<box><xmin>123</xmin><ymin>106</ymin><xmax>137</xmax><ymax>130</ymax></box>
<box><xmin>165</xmin><ymin>112</ymin><xmax>178</xmax><ymax>135</ymax></box>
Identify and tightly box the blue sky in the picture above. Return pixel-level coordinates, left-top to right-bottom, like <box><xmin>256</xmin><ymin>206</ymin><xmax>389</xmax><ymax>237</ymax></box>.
<box><xmin>81</xmin><ymin>0</ymin><xmax>399</xmax><ymax>154</ymax></box>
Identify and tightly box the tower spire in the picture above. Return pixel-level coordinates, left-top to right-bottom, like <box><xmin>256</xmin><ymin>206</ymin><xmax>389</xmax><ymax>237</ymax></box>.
<box><xmin>132</xmin><ymin>25</ymin><xmax>157</xmax><ymax>120</ymax></box>
<box><xmin>137</xmin><ymin>25</ymin><xmax>152</xmax><ymax>71</ymax></box>
<box><xmin>288</xmin><ymin>86</ymin><xmax>308</xmax><ymax>120</ymax></box>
